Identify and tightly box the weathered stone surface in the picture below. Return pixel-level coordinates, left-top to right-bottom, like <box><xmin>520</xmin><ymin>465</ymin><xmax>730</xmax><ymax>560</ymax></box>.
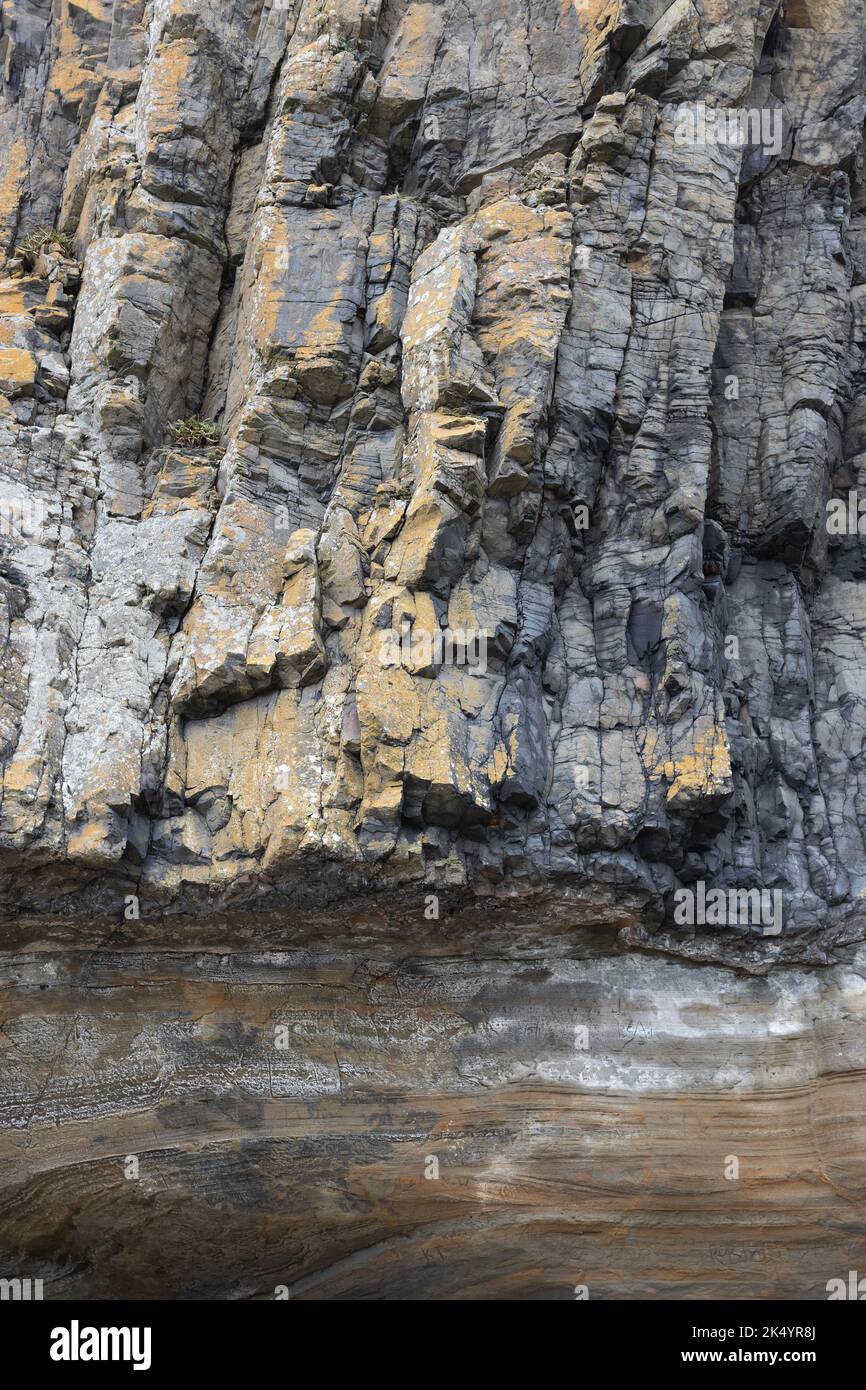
<box><xmin>4</xmin><ymin>0</ymin><xmax>864</xmax><ymax>938</ymax></box>
<box><xmin>2</xmin><ymin>0</ymin><xmax>866</xmax><ymax>1301</ymax></box>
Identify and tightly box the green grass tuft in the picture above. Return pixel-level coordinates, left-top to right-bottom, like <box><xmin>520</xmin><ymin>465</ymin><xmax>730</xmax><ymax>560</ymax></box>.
<box><xmin>15</xmin><ymin>227</ymin><xmax>76</xmax><ymax>262</ymax></box>
<box><xmin>168</xmin><ymin>417</ymin><xmax>222</xmax><ymax>448</ymax></box>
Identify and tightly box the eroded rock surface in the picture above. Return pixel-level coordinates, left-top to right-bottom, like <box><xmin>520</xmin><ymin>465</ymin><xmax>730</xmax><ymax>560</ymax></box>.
<box><xmin>0</xmin><ymin>0</ymin><xmax>864</xmax><ymax>937</ymax></box>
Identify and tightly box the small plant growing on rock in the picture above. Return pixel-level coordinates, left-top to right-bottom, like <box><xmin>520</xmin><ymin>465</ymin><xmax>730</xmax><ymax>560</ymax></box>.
<box><xmin>16</xmin><ymin>227</ymin><xmax>76</xmax><ymax>265</ymax></box>
<box><xmin>169</xmin><ymin>417</ymin><xmax>221</xmax><ymax>448</ymax></box>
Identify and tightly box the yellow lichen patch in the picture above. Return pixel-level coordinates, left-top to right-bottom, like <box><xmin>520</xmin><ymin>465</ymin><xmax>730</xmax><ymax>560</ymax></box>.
<box><xmin>0</xmin><ymin>139</ymin><xmax>28</xmax><ymax>249</ymax></box>
<box><xmin>664</xmin><ymin>721</ymin><xmax>733</xmax><ymax>811</ymax></box>
<box><xmin>401</xmin><ymin>251</ymin><xmax>467</xmax><ymax>351</ymax></box>
<box><xmin>1</xmin><ymin>753</ymin><xmax>44</xmax><ymax>796</ymax></box>
<box><xmin>486</xmin><ymin>742</ymin><xmax>511</xmax><ymax>788</ymax></box>
<box><xmin>356</xmin><ymin>662</ymin><xmax>420</xmax><ymax>747</ymax></box>
<box><xmin>67</xmin><ymin>819</ymin><xmax>118</xmax><ymax>865</ymax></box>
<box><xmin>0</xmin><ymin>347</ymin><xmax>38</xmax><ymax>396</ymax></box>
<box><xmin>375</xmin><ymin>3</ymin><xmax>446</xmax><ymax>115</ymax></box>
<box><xmin>49</xmin><ymin>55</ymin><xmax>102</xmax><ymax>110</ymax></box>
<box><xmin>0</xmin><ymin>280</ymin><xmax>41</xmax><ymax>316</ymax></box>
<box><xmin>59</xmin><ymin>0</ymin><xmax>112</xmax><ymax>49</ymax></box>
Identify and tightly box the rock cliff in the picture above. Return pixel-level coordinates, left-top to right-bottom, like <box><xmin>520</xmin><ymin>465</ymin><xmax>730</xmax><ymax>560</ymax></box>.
<box><xmin>2</xmin><ymin>0</ymin><xmax>866</xmax><ymax>1300</ymax></box>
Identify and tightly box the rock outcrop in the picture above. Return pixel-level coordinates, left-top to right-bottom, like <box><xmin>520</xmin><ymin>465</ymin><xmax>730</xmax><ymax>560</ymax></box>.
<box><xmin>2</xmin><ymin>0</ymin><xmax>866</xmax><ymax>1300</ymax></box>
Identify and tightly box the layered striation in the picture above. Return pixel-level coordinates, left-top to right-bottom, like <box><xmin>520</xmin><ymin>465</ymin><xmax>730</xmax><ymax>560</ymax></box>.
<box><xmin>1</xmin><ymin>932</ymin><xmax>865</xmax><ymax>1300</ymax></box>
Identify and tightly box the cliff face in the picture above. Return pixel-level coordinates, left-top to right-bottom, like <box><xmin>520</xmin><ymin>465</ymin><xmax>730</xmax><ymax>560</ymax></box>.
<box><xmin>1</xmin><ymin>0</ymin><xmax>865</xmax><ymax>941</ymax></box>
<box><xmin>2</xmin><ymin>0</ymin><xmax>866</xmax><ymax>1300</ymax></box>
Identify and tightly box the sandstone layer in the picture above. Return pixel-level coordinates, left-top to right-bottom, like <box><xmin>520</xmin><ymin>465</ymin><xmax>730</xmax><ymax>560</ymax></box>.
<box><xmin>2</xmin><ymin>930</ymin><xmax>866</xmax><ymax>1300</ymax></box>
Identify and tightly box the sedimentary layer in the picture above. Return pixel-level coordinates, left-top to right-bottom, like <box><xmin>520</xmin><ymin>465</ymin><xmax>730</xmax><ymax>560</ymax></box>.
<box><xmin>2</xmin><ymin>930</ymin><xmax>866</xmax><ymax>1299</ymax></box>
